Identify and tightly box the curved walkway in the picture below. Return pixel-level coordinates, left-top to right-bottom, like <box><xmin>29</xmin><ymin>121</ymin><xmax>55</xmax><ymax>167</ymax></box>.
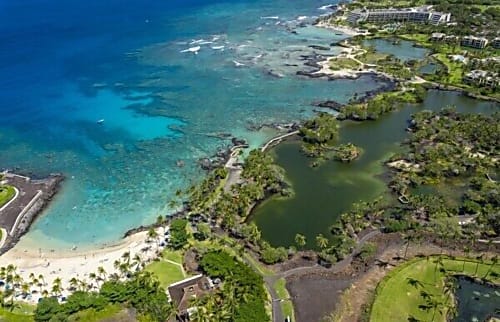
<box><xmin>0</xmin><ymin>228</ymin><xmax>7</xmax><ymax>249</ymax></box>
<box><xmin>261</xmin><ymin>131</ymin><xmax>299</xmax><ymax>152</ymax></box>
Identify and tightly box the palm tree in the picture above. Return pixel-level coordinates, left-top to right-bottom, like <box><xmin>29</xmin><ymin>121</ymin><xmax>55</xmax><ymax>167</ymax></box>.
<box><xmin>443</xmin><ymin>278</ymin><xmax>457</xmax><ymax>319</ymax></box>
<box><xmin>41</xmin><ymin>290</ymin><xmax>49</xmax><ymax>298</ymax></box>
<box><xmin>419</xmin><ymin>290</ymin><xmax>444</xmax><ymax>322</ymax></box>
<box><xmin>295</xmin><ymin>233</ymin><xmax>306</xmax><ymax>250</ymax></box>
<box><xmin>38</xmin><ymin>274</ymin><xmax>46</xmax><ymax>289</ymax></box>
<box><xmin>406</xmin><ymin>277</ymin><xmax>424</xmax><ymax>289</ymax></box>
<box><xmin>21</xmin><ymin>283</ymin><xmax>30</xmax><ymax>296</ymax></box>
<box><xmin>316</xmin><ymin>234</ymin><xmax>329</xmax><ymax>250</ymax></box>
<box><xmin>31</xmin><ymin>277</ymin><xmax>39</xmax><ymax>294</ymax></box>
<box><xmin>483</xmin><ymin>255</ymin><xmax>498</xmax><ymax>279</ymax></box>
<box><xmin>132</xmin><ymin>254</ymin><xmax>143</xmax><ymax>272</ymax></box>
<box><xmin>51</xmin><ymin>278</ymin><xmax>62</xmax><ymax>297</ymax></box>
<box><xmin>119</xmin><ymin>262</ymin><xmax>131</xmax><ymax>278</ymax></box>
<box><xmin>474</xmin><ymin>254</ymin><xmax>484</xmax><ymax>276</ymax></box>
<box><xmin>462</xmin><ymin>246</ymin><xmax>471</xmax><ymax>271</ymax></box>
<box><xmin>89</xmin><ymin>272</ymin><xmax>98</xmax><ymax>290</ymax></box>
<box><xmin>403</xmin><ymin>231</ymin><xmax>420</xmax><ymax>260</ymax></box>
<box><xmin>433</xmin><ymin>256</ymin><xmax>445</xmax><ymax>283</ymax></box>
<box><xmin>28</xmin><ymin>273</ymin><xmax>36</xmax><ymax>286</ymax></box>
<box><xmin>147</xmin><ymin>228</ymin><xmax>159</xmax><ymax>249</ymax></box>
<box><xmin>121</xmin><ymin>251</ymin><xmax>131</xmax><ymax>265</ymax></box>
<box><xmin>97</xmin><ymin>266</ymin><xmax>107</xmax><ymax>281</ymax></box>
<box><xmin>69</xmin><ymin>277</ymin><xmax>79</xmax><ymax>291</ymax></box>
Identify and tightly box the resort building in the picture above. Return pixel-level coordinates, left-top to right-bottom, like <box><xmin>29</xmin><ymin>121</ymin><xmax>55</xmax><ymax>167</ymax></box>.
<box><xmin>463</xmin><ymin>70</ymin><xmax>499</xmax><ymax>89</ymax></box>
<box><xmin>347</xmin><ymin>7</ymin><xmax>451</xmax><ymax>25</ymax></box>
<box><xmin>460</xmin><ymin>36</ymin><xmax>488</xmax><ymax>49</ymax></box>
<box><xmin>492</xmin><ymin>37</ymin><xmax>500</xmax><ymax>49</ymax></box>
<box><xmin>168</xmin><ymin>274</ymin><xmax>216</xmax><ymax>321</ymax></box>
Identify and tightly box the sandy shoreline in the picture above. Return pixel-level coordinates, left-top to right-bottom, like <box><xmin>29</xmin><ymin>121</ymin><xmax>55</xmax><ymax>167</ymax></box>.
<box><xmin>0</xmin><ymin>228</ymin><xmax>165</xmax><ymax>303</ymax></box>
<box><xmin>314</xmin><ymin>20</ymin><xmax>363</xmax><ymax>36</ymax></box>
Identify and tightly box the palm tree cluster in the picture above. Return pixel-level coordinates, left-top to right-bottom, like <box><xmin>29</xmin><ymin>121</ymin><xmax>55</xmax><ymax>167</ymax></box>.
<box><xmin>396</xmin><ymin>110</ymin><xmax>499</xmax><ymax>238</ymax></box>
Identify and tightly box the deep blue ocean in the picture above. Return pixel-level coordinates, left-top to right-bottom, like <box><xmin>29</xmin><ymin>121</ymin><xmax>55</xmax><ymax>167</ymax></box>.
<box><xmin>0</xmin><ymin>0</ymin><xmax>386</xmax><ymax>250</ymax></box>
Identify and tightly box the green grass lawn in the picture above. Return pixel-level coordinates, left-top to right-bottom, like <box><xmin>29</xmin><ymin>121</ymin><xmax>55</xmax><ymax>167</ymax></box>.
<box><xmin>274</xmin><ymin>278</ymin><xmax>295</xmax><ymax>322</ymax></box>
<box><xmin>0</xmin><ymin>302</ymin><xmax>35</xmax><ymax>322</ymax></box>
<box><xmin>145</xmin><ymin>260</ymin><xmax>186</xmax><ymax>289</ymax></box>
<box><xmin>433</xmin><ymin>53</ymin><xmax>464</xmax><ymax>85</ymax></box>
<box><xmin>162</xmin><ymin>249</ymin><xmax>183</xmax><ymax>264</ymax></box>
<box><xmin>67</xmin><ymin>304</ymin><xmax>123</xmax><ymax>322</ymax></box>
<box><xmin>398</xmin><ymin>33</ymin><xmax>432</xmax><ymax>47</ymax></box>
<box><xmin>358</xmin><ymin>51</ymin><xmax>389</xmax><ymax>65</ymax></box>
<box><xmin>0</xmin><ymin>185</ymin><xmax>15</xmax><ymax>208</ymax></box>
<box><xmin>329</xmin><ymin>58</ymin><xmax>360</xmax><ymax>71</ymax></box>
<box><xmin>371</xmin><ymin>256</ymin><xmax>500</xmax><ymax>322</ymax></box>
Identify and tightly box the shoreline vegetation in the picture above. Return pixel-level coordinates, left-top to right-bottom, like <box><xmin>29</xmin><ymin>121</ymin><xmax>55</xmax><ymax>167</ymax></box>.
<box><xmin>1</xmin><ymin>1</ymin><xmax>499</xmax><ymax>321</ymax></box>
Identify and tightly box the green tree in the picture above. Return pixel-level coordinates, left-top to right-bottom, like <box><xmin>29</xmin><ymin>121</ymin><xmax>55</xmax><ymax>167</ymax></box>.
<box><xmin>169</xmin><ymin>219</ymin><xmax>189</xmax><ymax>249</ymax></box>
<box><xmin>315</xmin><ymin>234</ymin><xmax>329</xmax><ymax>250</ymax></box>
<box><xmin>294</xmin><ymin>233</ymin><xmax>306</xmax><ymax>250</ymax></box>
<box><xmin>483</xmin><ymin>255</ymin><xmax>498</xmax><ymax>279</ymax></box>
<box><xmin>34</xmin><ymin>297</ymin><xmax>61</xmax><ymax>322</ymax></box>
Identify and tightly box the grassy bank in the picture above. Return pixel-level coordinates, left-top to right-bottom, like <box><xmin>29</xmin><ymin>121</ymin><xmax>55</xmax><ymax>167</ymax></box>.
<box><xmin>0</xmin><ymin>302</ymin><xmax>35</xmax><ymax>322</ymax></box>
<box><xmin>274</xmin><ymin>278</ymin><xmax>295</xmax><ymax>322</ymax></box>
<box><xmin>370</xmin><ymin>256</ymin><xmax>500</xmax><ymax>322</ymax></box>
<box><xmin>0</xmin><ymin>185</ymin><xmax>15</xmax><ymax>208</ymax></box>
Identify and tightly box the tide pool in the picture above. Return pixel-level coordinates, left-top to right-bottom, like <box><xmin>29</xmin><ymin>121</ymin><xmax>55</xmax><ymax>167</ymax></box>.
<box><xmin>0</xmin><ymin>0</ymin><xmax>387</xmax><ymax>250</ymax></box>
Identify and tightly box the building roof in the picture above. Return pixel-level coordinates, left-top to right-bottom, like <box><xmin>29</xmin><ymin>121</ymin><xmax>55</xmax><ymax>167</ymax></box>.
<box><xmin>432</xmin><ymin>32</ymin><xmax>445</xmax><ymax>38</ymax></box>
<box><xmin>168</xmin><ymin>274</ymin><xmax>213</xmax><ymax>313</ymax></box>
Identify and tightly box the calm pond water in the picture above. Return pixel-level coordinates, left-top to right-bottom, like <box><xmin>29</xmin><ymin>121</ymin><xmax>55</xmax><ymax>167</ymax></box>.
<box><xmin>453</xmin><ymin>277</ymin><xmax>500</xmax><ymax>322</ymax></box>
<box><xmin>252</xmin><ymin>90</ymin><xmax>499</xmax><ymax>247</ymax></box>
<box><xmin>364</xmin><ymin>38</ymin><xmax>429</xmax><ymax>62</ymax></box>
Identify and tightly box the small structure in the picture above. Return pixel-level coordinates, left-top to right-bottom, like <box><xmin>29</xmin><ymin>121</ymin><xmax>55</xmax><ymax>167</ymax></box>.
<box><xmin>461</xmin><ymin>36</ymin><xmax>489</xmax><ymax>49</ymax></box>
<box><xmin>450</xmin><ymin>54</ymin><xmax>467</xmax><ymax>64</ymax></box>
<box><xmin>492</xmin><ymin>37</ymin><xmax>500</xmax><ymax>49</ymax></box>
<box><xmin>430</xmin><ymin>32</ymin><xmax>445</xmax><ymax>42</ymax></box>
<box><xmin>168</xmin><ymin>274</ymin><xmax>215</xmax><ymax>321</ymax></box>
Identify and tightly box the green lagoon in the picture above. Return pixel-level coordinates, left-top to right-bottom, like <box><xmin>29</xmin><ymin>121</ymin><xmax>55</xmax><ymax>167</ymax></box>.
<box><xmin>252</xmin><ymin>90</ymin><xmax>499</xmax><ymax>247</ymax></box>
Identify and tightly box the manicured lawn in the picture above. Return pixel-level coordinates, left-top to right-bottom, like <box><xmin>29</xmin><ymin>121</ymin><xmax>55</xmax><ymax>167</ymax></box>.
<box><xmin>162</xmin><ymin>249</ymin><xmax>183</xmax><ymax>264</ymax></box>
<box><xmin>274</xmin><ymin>278</ymin><xmax>295</xmax><ymax>322</ymax></box>
<box><xmin>0</xmin><ymin>185</ymin><xmax>15</xmax><ymax>208</ymax></box>
<box><xmin>145</xmin><ymin>260</ymin><xmax>186</xmax><ymax>289</ymax></box>
<box><xmin>371</xmin><ymin>256</ymin><xmax>500</xmax><ymax>322</ymax></box>
<box><xmin>433</xmin><ymin>53</ymin><xmax>464</xmax><ymax>85</ymax></box>
<box><xmin>399</xmin><ymin>33</ymin><xmax>432</xmax><ymax>46</ymax></box>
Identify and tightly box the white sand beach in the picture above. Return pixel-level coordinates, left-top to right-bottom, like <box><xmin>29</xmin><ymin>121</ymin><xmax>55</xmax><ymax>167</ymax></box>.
<box><xmin>315</xmin><ymin>20</ymin><xmax>363</xmax><ymax>36</ymax></box>
<box><xmin>0</xmin><ymin>228</ymin><xmax>166</xmax><ymax>303</ymax></box>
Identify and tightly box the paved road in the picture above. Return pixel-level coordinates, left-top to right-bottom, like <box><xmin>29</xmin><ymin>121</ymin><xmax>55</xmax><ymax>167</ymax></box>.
<box><xmin>245</xmin><ymin>229</ymin><xmax>381</xmax><ymax>322</ymax></box>
<box><xmin>281</xmin><ymin>229</ymin><xmax>381</xmax><ymax>279</ymax></box>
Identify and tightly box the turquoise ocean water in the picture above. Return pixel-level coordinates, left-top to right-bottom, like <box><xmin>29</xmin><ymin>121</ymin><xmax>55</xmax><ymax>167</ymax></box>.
<box><xmin>0</xmin><ymin>0</ymin><xmax>387</xmax><ymax>250</ymax></box>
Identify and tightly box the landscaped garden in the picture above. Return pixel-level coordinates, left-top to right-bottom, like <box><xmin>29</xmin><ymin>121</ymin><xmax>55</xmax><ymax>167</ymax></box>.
<box><xmin>370</xmin><ymin>256</ymin><xmax>500</xmax><ymax>322</ymax></box>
